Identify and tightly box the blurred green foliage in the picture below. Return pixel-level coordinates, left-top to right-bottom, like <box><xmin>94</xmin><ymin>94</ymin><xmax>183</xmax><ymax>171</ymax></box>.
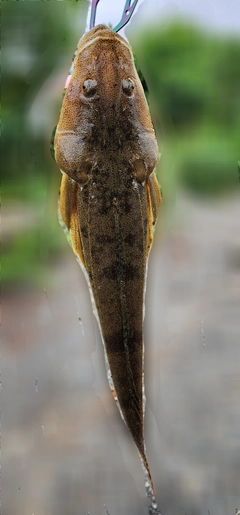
<box><xmin>2</xmin><ymin>223</ymin><xmax>66</xmax><ymax>288</ymax></box>
<box><xmin>2</xmin><ymin>1</ymin><xmax>88</xmax><ymax>287</ymax></box>
<box><xmin>2</xmin><ymin>2</ymin><xmax>240</xmax><ymax>286</ymax></box>
<box><xmin>2</xmin><ymin>1</ymin><xmax>88</xmax><ymax>201</ymax></box>
<box><xmin>129</xmin><ymin>22</ymin><xmax>240</xmax><ymax>198</ymax></box>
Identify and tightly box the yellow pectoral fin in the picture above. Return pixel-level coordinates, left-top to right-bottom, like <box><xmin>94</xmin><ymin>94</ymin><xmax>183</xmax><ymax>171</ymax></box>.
<box><xmin>59</xmin><ymin>172</ymin><xmax>75</xmax><ymax>230</ymax></box>
<box><xmin>146</xmin><ymin>172</ymin><xmax>162</xmax><ymax>254</ymax></box>
<box><xmin>59</xmin><ymin>172</ymin><xmax>86</xmax><ymax>269</ymax></box>
<box><xmin>147</xmin><ymin>172</ymin><xmax>162</xmax><ymax>225</ymax></box>
<box><xmin>70</xmin><ymin>203</ymin><xmax>86</xmax><ymax>269</ymax></box>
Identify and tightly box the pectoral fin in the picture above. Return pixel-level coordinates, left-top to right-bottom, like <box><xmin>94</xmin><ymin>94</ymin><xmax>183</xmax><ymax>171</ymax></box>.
<box><xmin>59</xmin><ymin>172</ymin><xmax>86</xmax><ymax>269</ymax></box>
<box><xmin>146</xmin><ymin>172</ymin><xmax>161</xmax><ymax>254</ymax></box>
<box><xmin>59</xmin><ymin>172</ymin><xmax>75</xmax><ymax>230</ymax></box>
<box><xmin>148</xmin><ymin>172</ymin><xmax>162</xmax><ymax>225</ymax></box>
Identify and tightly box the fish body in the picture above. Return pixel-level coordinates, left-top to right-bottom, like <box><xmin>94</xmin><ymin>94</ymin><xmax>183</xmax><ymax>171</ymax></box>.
<box><xmin>54</xmin><ymin>25</ymin><xmax>161</xmax><ymax>495</ymax></box>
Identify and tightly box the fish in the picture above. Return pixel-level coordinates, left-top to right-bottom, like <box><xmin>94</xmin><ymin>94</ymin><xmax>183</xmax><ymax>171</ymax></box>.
<box><xmin>54</xmin><ymin>24</ymin><xmax>161</xmax><ymax>497</ymax></box>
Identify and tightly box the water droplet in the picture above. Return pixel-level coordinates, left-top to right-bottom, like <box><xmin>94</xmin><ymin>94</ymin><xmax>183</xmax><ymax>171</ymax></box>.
<box><xmin>201</xmin><ymin>318</ymin><xmax>206</xmax><ymax>347</ymax></box>
<box><xmin>104</xmin><ymin>505</ymin><xmax>110</xmax><ymax>515</ymax></box>
<box><xmin>76</xmin><ymin>296</ymin><xmax>84</xmax><ymax>335</ymax></box>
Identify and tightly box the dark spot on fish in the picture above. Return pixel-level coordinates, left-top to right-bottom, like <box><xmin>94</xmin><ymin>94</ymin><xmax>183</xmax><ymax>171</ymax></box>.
<box><xmin>90</xmin><ymin>245</ymin><xmax>102</xmax><ymax>265</ymax></box>
<box><xmin>124</xmin><ymin>234</ymin><xmax>136</xmax><ymax>246</ymax></box>
<box><xmin>100</xmin><ymin>263</ymin><xmax>139</xmax><ymax>282</ymax></box>
<box><xmin>101</xmin><ymin>264</ymin><xmax>118</xmax><ymax>281</ymax></box>
<box><xmin>122</xmin><ymin>263</ymin><xmax>140</xmax><ymax>280</ymax></box>
<box><xmin>96</xmin><ymin>234</ymin><xmax>115</xmax><ymax>245</ymax></box>
<box><xmin>105</xmin><ymin>330</ymin><xmax>142</xmax><ymax>355</ymax></box>
<box><xmin>80</xmin><ymin>225</ymin><xmax>88</xmax><ymax>239</ymax></box>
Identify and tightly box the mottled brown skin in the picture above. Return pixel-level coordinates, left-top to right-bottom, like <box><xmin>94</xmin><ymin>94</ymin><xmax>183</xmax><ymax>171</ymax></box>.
<box><xmin>54</xmin><ymin>25</ymin><xmax>161</xmax><ymax>495</ymax></box>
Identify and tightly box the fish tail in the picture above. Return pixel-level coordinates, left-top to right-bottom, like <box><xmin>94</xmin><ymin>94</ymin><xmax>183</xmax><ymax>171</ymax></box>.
<box><xmin>139</xmin><ymin>446</ymin><xmax>156</xmax><ymax>499</ymax></box>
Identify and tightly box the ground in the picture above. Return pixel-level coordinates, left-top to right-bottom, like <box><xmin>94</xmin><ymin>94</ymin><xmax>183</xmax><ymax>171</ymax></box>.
<box><xmin>2</xmin><ymin>192</ymin><xmax>240</xmax><ymax>515</ymax></box>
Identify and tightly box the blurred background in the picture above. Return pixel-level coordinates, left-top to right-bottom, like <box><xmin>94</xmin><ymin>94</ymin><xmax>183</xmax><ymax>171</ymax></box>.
<box><xmin>2</xmin><ymin>1</ymin><xmax>240</xmax><ymax>514</ymax></box>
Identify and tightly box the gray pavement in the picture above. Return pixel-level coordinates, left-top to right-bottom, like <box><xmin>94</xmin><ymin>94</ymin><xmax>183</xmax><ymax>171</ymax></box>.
<box><xmin>2</xmin><ymin>192</ymin><xmax>240</xmax><ymax>515</ymax></box>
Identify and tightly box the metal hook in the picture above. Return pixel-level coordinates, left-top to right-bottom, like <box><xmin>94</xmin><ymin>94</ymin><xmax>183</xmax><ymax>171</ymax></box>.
<box><xmin>89</xmin><ymin>0</ymin><xmax>139</xmax><ymax>32</ymax></box>
<box><xmin>89</xmin><ymin>0</ymin><xmax>101</xmax><ymax>30</ymax></box>
<box><xmin>113</xmin><ymin>0</ymin><xmax>139</xmax><ymax>33</ymax></box>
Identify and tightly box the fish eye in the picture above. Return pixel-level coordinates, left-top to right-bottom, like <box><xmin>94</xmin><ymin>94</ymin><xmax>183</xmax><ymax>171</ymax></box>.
<box><xmin>122</xmin><ymin>78</ymin><xmax>135</xmax><ymax>96</ymax></box>
<box><xmin>82</xmin><ymin>79</ymin><xmax>97</xmax><ymax>97</ymax></box>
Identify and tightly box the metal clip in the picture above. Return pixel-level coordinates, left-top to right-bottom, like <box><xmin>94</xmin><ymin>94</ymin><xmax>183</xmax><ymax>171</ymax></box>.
<box><xmin>113</xmin><ymin>0</ymin><xmax>139</xmax><ymax>33</ymax></box>
<box><xmin>89</xmin><ymin>0</ymin><xmax>101</xmax><ymax>30</ymax></box>
<box><xmin>89</xmin><ymin>0</ymin><xmax>139</xmax><ymax>32</ymax></box>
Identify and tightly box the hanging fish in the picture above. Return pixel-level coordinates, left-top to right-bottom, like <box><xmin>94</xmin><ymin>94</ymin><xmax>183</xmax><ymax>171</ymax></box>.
<box><xmin>52</xmin><ymin>0</ymin><xmax>161</xmax><ymax>508</ymax></box>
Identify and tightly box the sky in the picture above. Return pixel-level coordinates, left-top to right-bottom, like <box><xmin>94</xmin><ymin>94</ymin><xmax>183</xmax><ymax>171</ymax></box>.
<box><xmin>86</xmin><ymin>0</ymin><xmax>240</xmax><ymax>36</ymax></box>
